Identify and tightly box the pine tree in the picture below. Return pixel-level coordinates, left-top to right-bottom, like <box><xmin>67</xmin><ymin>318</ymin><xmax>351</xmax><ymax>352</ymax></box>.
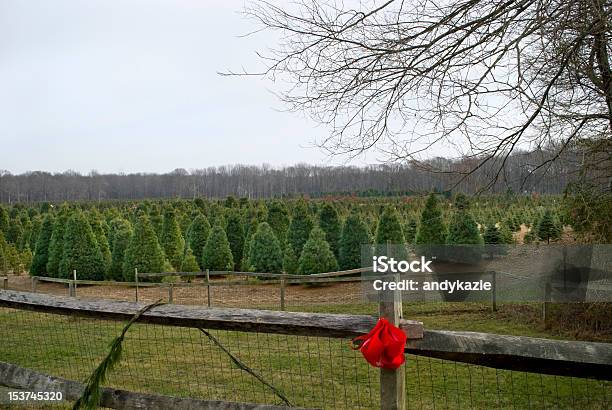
<box><xmin>282</xmin><ymin>246</ymin><xmax>299</xmax><ymax>275</ymax></box>
<box><xmin>249</xmin><ymin>222</ymin><xmax>283</xmax><ymax>273</ymax></box>
<box><xmin>483</xmin><ymin>225</ymin><xmax>502</xmax><ymax>244</ymax></box>
<box><xmin>108</xmin><ymin>218</ymin><xmax>133</xmax><ymax>281</ymax></box>
<box><xmin>29</xmin><ymin>215</ymin><xmax>42</xmax><ymax>251</ymax></box>
<box><xmin>46</xmin><ymin>205</ymin><xmax>70</xmax><ymax>277</ymax></box>
<box><xmin>5</xmin><ymin>244</ymin><xmax>22</xmax><ymax>274</ymax></box>
<box><xmin>225</xmin><ymin>209</ymin><xmax>245</xmax><ymax>270</ymax></box>
<box><xmin>287</xmin><ymin>199</ymin><xmax>313</xmax><ymax>258</ymax></box>
<box><xmin>160</xmin><ymin>208</ymin><xmax>185</xmax><ymax>270</ymax></box>
<box><xmin>445</xmin><ymin>197</ymin><xmax>483</xmax><ymax>263</ymax></box>
<box><xmin>0</xmin><ymin>205</ymin><xmax>9</xmax><ymax>236</ymax></box>
<box><xmin>123</xmin><ymin>214</ymin><xmax>166</xmax><ymax>281</ymax></box>
<box><xmin>338</xmin><ymin>210</ymin><xmax>371</xmax><ymax>270</ymax></box>
<box><xmin>21</xmin><ymin>245</ymin><xmax>33</xmax><ymax>273</ymax></box>
<box><xmin>187</xmin><ymin>214</ymin><xmax>211</xmax><ymax>269</ymax></box>
<box><xmin>241</xmin><ymin>217</ymin><xmax>261</xmax><ymax>271</ymax></box>
<box><xmin>201</xmin><ymin>223</ymin><xmax>234</xmax><ymax>271</ymax></box>
<box><xmin>89</xmin><ymin>211</ymin><xmax>112</xmax><ymax>274</ymax></box>
<box><xmin>318</xmin><ymin>202</ymin><xmax>341</xmax><ymax>258</ymax></box>
<box><xmin>6</xmin><ymin>218</ymin><xmax>23</xmax><ymax>246</ymax></box>
<box><xmin>0</xmin><ymin>234</ymin><xmax>5</xmax><ymax>274</ymax></box>
<box><xmin>149</xmin><ymin>207</ymin><xmax>163</xmax><ymax>239</ymax></box>
<box><xmin>537</xmin><ymin>209</ymin><xmax>562</xmax><ymax>243</ymax></box>
<box><xmin>181</xmin><ymin>247</ymin><xmax>200</xmax><ymax>272</ymax></box>
<box><xmin>19</xmin><ymin>219</ymin><xmax>32</xmax><ymax>251</ymax></box>
<box><xmin>59</xmin><ymin>211</ymin><xmax>106</xmax><ymax>280</ymax></box>
<box><xmin>266</xmin><ymin>201</ymin><xmax>290</xmax><ymax>247</ymax></box>
<box><xmin>446</xmin><ymin>211</ymin><xmax>483</xmax><ymax>245</ymax></box>
<box><xmin>404</xmin><ymin>217</ymin><xmax>418</xmax><ymax>244</ymax></box>
<box><xmin>415</xmin><ymin>193</ymin><xmax>447</xmax><ymax>244</ymax></box>
<box><xmin>298</xmin><ymin>227</ymin><xmax>338</xmax><ymax>275</ymax></box>
<box><xmin>31</xmin><ymin>214</ymin><xmax>54</xmax><ymax>276</ymax></box>
<box><xmin>375</xmin><ymin>206</ymin><xmax>407</xmax><ymax>259</ymax></box>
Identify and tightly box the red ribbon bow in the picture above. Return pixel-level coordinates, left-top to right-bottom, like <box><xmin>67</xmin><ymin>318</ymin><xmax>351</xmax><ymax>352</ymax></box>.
<box><xmin>351</xmin><ymin>318</ymin><xmax>407</xmax><ymax>369</ymax></box>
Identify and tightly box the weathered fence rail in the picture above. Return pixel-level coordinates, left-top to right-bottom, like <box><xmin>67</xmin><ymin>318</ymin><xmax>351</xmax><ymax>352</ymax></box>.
<box><xmin>0</xmin><ymin>290</ymin><xmax>609</xmax><ymax>380</ymax></box>
<box><xmin>0</xmin><ymin>361</ymin><xmax>310</xmax><ymax>410</ymax></box>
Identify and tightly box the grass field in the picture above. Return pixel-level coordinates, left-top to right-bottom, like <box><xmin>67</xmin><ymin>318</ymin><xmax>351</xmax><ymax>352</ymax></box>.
<box><xmin>1</xmin><ymin>298</ymin><xmax>610</xmax><ymax>409</ymax></box>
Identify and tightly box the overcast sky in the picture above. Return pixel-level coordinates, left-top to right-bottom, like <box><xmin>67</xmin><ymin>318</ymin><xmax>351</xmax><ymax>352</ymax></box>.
<box><xmin>0</xmin><ymin>0</ymin><xmax>347</xmax><ymax>174</ymax></box>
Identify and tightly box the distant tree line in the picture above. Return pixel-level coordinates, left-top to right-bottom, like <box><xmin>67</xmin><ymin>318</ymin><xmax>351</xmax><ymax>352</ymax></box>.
<box><xmin>0</xmin><ymin>147</ymin><xmax>605</xmax><ymax>204</ymax></box>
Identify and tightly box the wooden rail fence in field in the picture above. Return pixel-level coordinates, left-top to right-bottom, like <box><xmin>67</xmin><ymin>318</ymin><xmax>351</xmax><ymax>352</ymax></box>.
<box><xmin>0</xmin><ymin>289</ymin><xmax>610</xmax><ymax>409</ymax></box>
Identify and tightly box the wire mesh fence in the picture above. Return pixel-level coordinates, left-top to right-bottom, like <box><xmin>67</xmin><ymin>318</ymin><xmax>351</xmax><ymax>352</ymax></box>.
<box><xmin>4</xmin><ymin>273</ymin><xmax>376</xmax><ymax>314</ymax></box>
<box><xmin>0</xmin><ymin>306</ymin><xmax>379</xmax><ymax>409</ymax></box>
<box><xmin>0</xmin><ymin>299</ymin><xmax>610</xmax><ymax>409</ymax></box>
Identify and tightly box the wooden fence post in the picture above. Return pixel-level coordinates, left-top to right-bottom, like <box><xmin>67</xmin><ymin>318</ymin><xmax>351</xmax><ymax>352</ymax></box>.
<box><xmin>73</xmin><ymin>270</ymin><xmax>77</xmax><ymax>296</ymax></box>
<box><xmin>379</xmin><ymin>243</ymin><xmax>405</xmax><ymax>410</ymax></box>
<box><xmin>134</xmin><ymin>268</ymin><xmax>139</xmax><ymax>302</ymax></box>
<box><xmin>2</xmin><ymin>277</ymin><xmax>7</xmax><ymax>290</ymax></box>
<box><xmin>68</xmin><ymin>282</ymin><xmax>75</xmax><ymax>297</ymax></box>
<box><xmin>280</xmin><ymin>274</ymin><xmax>286</xmax><ymax>311</ymax></box>
<box><xmin>491</xmin><ymin>271</ymin><xmax>497</xmax><ymax>312</ymax></box>
<box><xmin>168</xmin><ymin>284</ymin><xmax>174</xmax><ymax>304</ymax></box>
<box><xmin>31</xmin><ymin>277</ymin><xmax>38</xmax><ymax>293</ymax></box>
<box><xmin>206</xmin><ymin>269</ymin><xmax>211</xmax><ymax>308</ymax></box>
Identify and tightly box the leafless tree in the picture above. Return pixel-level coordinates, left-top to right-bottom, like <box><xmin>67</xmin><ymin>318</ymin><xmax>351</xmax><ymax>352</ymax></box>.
<box><xmin>231</xmin><ymin>0</ymin><xmax>612</xmax><ymax>190</ymax></box>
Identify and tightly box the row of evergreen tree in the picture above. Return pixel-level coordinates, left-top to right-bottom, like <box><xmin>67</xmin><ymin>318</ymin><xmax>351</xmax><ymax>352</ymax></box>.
<box><xmin>0</xmin><ymin>194</ymin><xmax>566</xmax><ymax>279</ymax></box>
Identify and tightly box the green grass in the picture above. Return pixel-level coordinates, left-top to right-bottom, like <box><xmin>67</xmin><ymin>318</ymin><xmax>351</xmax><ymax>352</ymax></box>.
<box><xmin>0</xmin><ymin>303</ymin><xmax>609</xmax><ymax>409</ymax></box>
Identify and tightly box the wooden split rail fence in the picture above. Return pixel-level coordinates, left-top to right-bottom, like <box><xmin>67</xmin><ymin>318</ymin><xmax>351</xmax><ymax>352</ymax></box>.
<box><xmin>0</xmin><ymin>284</ymin><xmax>610</xmax><ymax>409</ymax></box>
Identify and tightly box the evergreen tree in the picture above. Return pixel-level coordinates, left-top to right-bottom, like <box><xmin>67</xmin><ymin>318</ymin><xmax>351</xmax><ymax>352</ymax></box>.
<box><xmin>0</xmin><ymin>205</ymin><xmax>9</xmax><ymax>236</ymax></box>
<box><xmin>0</xmin><ymin>234</ymin><xmax>5</xmax><ymax>274</ymax></box>
<box><xmin>375</xmin><ymin>206</ymin><xmax>407</xmax><ymax>259</ymax></box>
<box><xmin>31</xmin><ymin>214</ymin><xmax>54</xmax><ymax>276</ymax></box>
<box><xmin>46</xmin><ymin>205</ymin><xmax>70</xmax><ymax>277</ymax></box>
<box><xmin>318</xmin><ymin>202</ymin><xmax>341</xmax><ymax>258</ymax></box>
<box><xmin>186</xmin><ymin>214</ymin><xmax>211</xmax><ymax>270</ymax></box>
<box><xmin>109</xmin><ymin>218</ymin><xmax>133</xmax><ymax>281</ymax></box>
<box><xmin>282</xmin><ymin>246</ymin><xmax>299</xmax><ymax>275</ymax></box>
<box><xmin>21</xmin><ymin>245</ymin><xmax>33</xmax><ymax>273</ymax></box>
<box><xmin>483</xmin><ymin>225</ymin><xmax>502</xmax><ymax>244</ymax></box>
<box><xmin>266</xmin><ymin>201</ymin><xmax>290</xmax><ymax>247</ymax></box>
<box><xmin>181</xmin><ymin>247</ymin><xmax>201</xmax><ymax>272</ymax></box>
<box><xmin>59</xmin><ymin>211</ymin><xmax>106</xmax><ymax>280</ymax></box>
<box><xmin>249</xmin><ymin>222</ymin><xmax>283</xmax><ymax>273</ymax></box>
<box><xmin>298</xmin><ymin>227</ymin><xmax>338</xmax><ymax>275</ymax></box>
<box><xmin>29</xmin><ymin>215</ymin><xmax>42</xmax><ymax>251</ymax></box>
<box><xmin>446</xmin><ymin>211</ymin><xmax>483</xmax><ymax>245</ymax></box>
<box><xmin>123</xmin><ymin>214</ymin><xmax>166</xmax><ymax>281</ymax></box>
<box><xmin>338</xmin><ymin>210</ymin><xmax>371</xmax><ymax>270</ymax></box>
<box><xmin>19</xmin><ymin>219</ymin><xmax>32</xmax><ymax>251</ymax></box>
<box><xmin>6</xmin><ymin>218</ymin><xmax>23</xmax><ymax>246</ymax></box>
<box><xmin>415</xmin><ymin>193</ymin><xmax>447</xmax><ymax>244</ymax></box>
<box><xmin>241</xmin><ymin>217</ymin><xmax>261</xmax><ymax>271</ymax></box>
<box><xmin>224</xmin><ymin>195</ymin><xmax>238</xmax><ymax>208</ymax></box>
<box><xmin>5</xmin><ymin>244</ymin><xmax>22</xmax><ymax>274</ymax></box>
<box><xmin>225</xmin><ymin>209</ymin><xmax>245</xmax><ymax>270</ymax></box>
<box><xmin>89</xmin><ymin>211</ymin><xmax>112</xmax><ymax>274</ymax></box>
<box><xmin>201</xmin><ymin>223</ymin><xmax>234</xmax><ymax>271</ymax></box>
<box><xmin>149</xmin><ymin>207</ymin><xmax>163</xmax><ymax>239</ymax></box>
<box><xmin>160</xmin><ymin>208</ymin><xmax>185</xmax><ymax>270</ymax></box>
<box><xmin>287</xmin><ymin>199</ymin><xmax>313</xmax><ymax>258</ymax></box>
<box><xmin>445</xmin><ymin>197</ymin><xmax>483</xmax><ymax>263</ymax></box>
<box><xmin>403</xmin><ymin>217</ymin><xmax>418</xmax><ymax>244</ymax></box>
<box><xmin>537</xmin><ymin>209</ymin><xmax>562</xmax><ymax>243</ymax></box>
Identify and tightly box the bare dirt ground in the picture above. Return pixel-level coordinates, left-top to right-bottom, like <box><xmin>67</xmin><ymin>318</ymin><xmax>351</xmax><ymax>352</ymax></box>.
<box><xmin>5</xmin><ymin>274</ymin><xmax>365</xmax><ymax>310</ymax></box>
